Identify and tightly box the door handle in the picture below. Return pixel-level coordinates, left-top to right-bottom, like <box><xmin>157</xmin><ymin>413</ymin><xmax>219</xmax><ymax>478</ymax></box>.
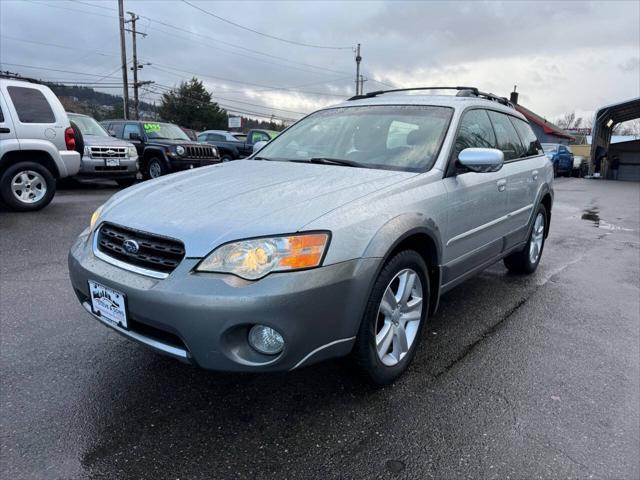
<box><xmin>532</xmin><ymin>170</ymin><xmax>539</xmax><ymax>180</ymax></box>
<box><xmin>497</xmin><ymin>179</ymin><xmax>507</xmax><ymax>192</ymax></box>
<box><xmin>0</xmin><ymin>127</ymin><xmax>10</xmax><ymax>133</ymax></box>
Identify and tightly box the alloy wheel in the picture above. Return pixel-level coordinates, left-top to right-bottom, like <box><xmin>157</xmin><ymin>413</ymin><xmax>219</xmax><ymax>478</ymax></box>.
<box><xmin>375</xmin><ymin>268</ymin><xmax>423</xmax><ymax>366</ymax></box>
<box><xmin>149</xmin><ymin>161</ymin><xmax>162</xmax><ymax>178</ymax></box>
<box><xmin>11</xmin><ymin>170</ymin><xmax>47</xmax><ymax>204</ymax></box>
<box><xmin>529</xmin><ymin>212</ymin><xmax>545</xmax><ymax>264</ymax></box>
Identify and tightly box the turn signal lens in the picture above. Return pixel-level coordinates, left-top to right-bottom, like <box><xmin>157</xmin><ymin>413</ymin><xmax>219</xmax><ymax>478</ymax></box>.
<box><xmin>196</xmin><ymin>232</ymin><xmax>330</xmax><ymax>280</ymax></box>
<box><xmin>90</xmin><ymin>205</ymin><xmax>104</xmax><ymax>231</ymax></box>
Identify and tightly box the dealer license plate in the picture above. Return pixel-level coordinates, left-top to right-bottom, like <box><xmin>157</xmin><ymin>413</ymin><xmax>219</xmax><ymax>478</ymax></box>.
<box><xmin>106</xmin><ymin>158</ymin><xmax>120</xmax><ymax>167</ymax></box>
<box><xmin>88</xmin><ymin>280</ymin><xmax>128</xmax><ymax>329</ymax></box>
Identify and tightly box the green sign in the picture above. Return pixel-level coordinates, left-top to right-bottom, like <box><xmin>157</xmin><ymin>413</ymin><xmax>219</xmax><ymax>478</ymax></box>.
<box><xmin>143</xmin><ymin>123</ymin><xmax>161</xmax><ymax>132</ymax></box>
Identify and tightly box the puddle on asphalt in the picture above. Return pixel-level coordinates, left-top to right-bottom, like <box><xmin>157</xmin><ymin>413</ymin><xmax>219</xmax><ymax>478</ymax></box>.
<box><xmin>581</xmin><ymin>208</ymin><xmax>634</xmax><ymax>231</ymax></box>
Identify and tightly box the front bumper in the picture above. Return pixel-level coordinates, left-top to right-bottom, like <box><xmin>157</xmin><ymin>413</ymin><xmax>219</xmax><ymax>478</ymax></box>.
<box><xmin>167</xmin><ymin>156</ymin><xmax>220</xmax><ymax>172</ymax></box>
<box><xmin>68</xmin><ymin>231</ymin><xmax>378</xmax><ymax>371</ymax></box>
<box><xmin>77</xmin><ymin>155</ymin><xmax>138</xmax><ymax>179</ymax></box>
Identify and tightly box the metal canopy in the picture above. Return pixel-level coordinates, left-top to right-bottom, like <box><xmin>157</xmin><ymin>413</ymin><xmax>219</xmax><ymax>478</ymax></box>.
<box><xmin>590</xmin><ymin>97</ymin><xmax>640</xmax><ymax>165</ymax></box>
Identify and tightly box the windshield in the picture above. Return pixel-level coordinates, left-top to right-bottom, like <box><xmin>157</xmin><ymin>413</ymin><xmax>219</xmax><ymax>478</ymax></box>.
<box><xmin>541</xmin><ymin>143</ymin><xmax>558</xmax><ymax>153</ymax></box>
<box><xmin>255</xmin><ymin>105</ymin><xmax>453</xmax><ymax>172</ymax></box>
<box><xmin>143</xmin><ymin>122</ymin><xmax>190</xmax><ymax>140</ymax></box>
<box><xmin>69</xmin><ymin>114</ymin><xmax>109</xmax><ymax>137</ymax></box>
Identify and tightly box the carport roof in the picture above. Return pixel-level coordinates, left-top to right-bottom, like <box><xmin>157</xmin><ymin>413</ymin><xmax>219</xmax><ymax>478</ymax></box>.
<box><xmin>595</xmin><ymin>97</ymin><xmax>640</xmax><ymax>125</ymax></box>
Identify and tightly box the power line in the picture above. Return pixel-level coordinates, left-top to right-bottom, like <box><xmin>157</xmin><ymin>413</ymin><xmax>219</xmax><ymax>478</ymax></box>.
<box><xmin>0</xmin><ymin>62</ymin><xmax>121</xmax><ymax>79</ymax></box>
<box><xmin>151</xmin><ymin>83</ymin><xmax>308</xmax><ymax>116</ymax></box>
<box><xmin>180</xmin><ymin>0</ymin><xmax>352</xmax><ymax>50</ymax></box>
<box><xmin>66</xmin><ymin>0</ymin><xmax>353</xmax><ymax>77</ymax></box>
<box><xmin>148</xmin><ymin>64</ymin><xmax>349</xmax><ymax>98</ymax></box>
<box><xmin>0</xmin><ymin>35</ymin><xmax>117</xmax><ymax>57</ymax></box>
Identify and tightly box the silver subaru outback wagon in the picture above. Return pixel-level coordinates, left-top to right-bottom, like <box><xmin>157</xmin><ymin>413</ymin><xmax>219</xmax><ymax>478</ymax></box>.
<box><xmin>69</xmin><ymin>87</ymin><xmax>553</xmax><ymax>385</ymax></box>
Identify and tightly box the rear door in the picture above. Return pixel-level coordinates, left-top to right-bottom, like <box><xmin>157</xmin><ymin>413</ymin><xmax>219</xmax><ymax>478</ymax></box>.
<box><xmin>441</xmin><ymin>108</ymin><xmax>509</xmax><ymax>284</ymax></box>
<box><xmin>0</xmin><ymin>92</ymin><xmax>19</xmax><ymax>158</ymax></box>
<box><xmin>487</xmin><ymin>110</ymin><xmax>535</xmax><ymax>244</ymax></box>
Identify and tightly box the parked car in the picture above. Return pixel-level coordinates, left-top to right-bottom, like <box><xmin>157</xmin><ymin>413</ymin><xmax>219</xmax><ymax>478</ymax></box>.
<box><xmin>67</xmin><ymin>113</ymin><xmax>138</xmax><ymax>187</ymax></box>
<box><xmin>70</xmin><ymin>87</ymin><xmax>553</xmax><ymax>385</ymax></box>
<box><xmin>101</xmin><ymin>120</ymin><xmax>220</xmax><ymax>179</ymax></box>
<box><xmin>541</xmin><ymin>143</ymin><xmax>573</xmax><ymax>177</ymax></box>
<box><xmin>0</xmin><ymin>78</ymin><xmax>81</xmax><ymax>211</ymax></box>
<box><xmin>197</xmin><ymin>129</ymin><xmax>278</xmax><ymax>160</ymax></box>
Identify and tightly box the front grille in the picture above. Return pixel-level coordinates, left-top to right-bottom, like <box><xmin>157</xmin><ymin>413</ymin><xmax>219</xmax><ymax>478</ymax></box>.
<box><xmin>97</xmin><ymin>223</ymin><xmax>185</xmax><ymax>274</ymax></box>
<box><xmin>90</xmin><ymin>146</ymin><xmax>128</xmax><ymax>159</ymax></box>
<box><xmin>185</xmin><ymin>145</ymin><xmax>216</xmax><ymax>159</ymax></box>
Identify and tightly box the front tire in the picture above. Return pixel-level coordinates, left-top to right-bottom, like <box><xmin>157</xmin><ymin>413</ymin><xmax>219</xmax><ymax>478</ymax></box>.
<box><xmin>352</xmin><ymin>250</ymin><xmax>429</xmax><ymax>385</ymax></box>
<box><xmin>146</xmin><ymin>157</ymin><xmax>167</xmax><ymax>179</ymax></box>
<box><xmin>0</xmin><ymin>162</ymin><xmax>56</xmax><ymax>211</ymax></box>
<box><xmin>504</xmin><ymin>204</ymin><xmax>547</xmax><ymax>274</ymax></box>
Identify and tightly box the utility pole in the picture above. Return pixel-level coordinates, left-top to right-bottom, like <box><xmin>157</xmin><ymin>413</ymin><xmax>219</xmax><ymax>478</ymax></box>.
<box><xmin>354</xmin><ymin>43</ymin><xmax>362</xmax><ymax>96</ymax></box>
<box><xmin>359</xmin><ymin>75</ymin><xmax>367</xmax><ymax>96</ymax></box>
<box><xmin>117</xmin><ymin>0</ymin><xmax>129</xmax><ymax>119</ymax></box>
<box><xmin>126</xmin><ymin>11</ymin><xmax>147</xmax><ymax>120</ymax></box>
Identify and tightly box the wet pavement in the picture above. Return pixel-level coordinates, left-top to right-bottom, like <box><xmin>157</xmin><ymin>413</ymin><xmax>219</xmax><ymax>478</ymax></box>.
<box><xmin>1</xmin><ymin>178</ymin><xmax>639</xmax><ymax>479</ymax></box>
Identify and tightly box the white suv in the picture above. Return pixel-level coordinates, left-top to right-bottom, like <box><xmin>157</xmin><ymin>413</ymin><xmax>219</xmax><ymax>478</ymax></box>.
<box><xmin>0</xmin><ymin>78</ymin><xmax>81</xmax><ymax>211</ymax></box>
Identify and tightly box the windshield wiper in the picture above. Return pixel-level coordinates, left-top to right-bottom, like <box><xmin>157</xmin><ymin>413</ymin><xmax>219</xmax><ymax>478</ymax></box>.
<box><xmin>308</xmin><ymin>157</ymin><xmax>368</xmax><ymax>168</ymax></box>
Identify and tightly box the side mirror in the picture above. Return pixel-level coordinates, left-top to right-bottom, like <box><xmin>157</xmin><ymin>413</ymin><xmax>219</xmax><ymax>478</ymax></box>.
<box><xmin>458</xmin><ymin>148</ymin><xmax>504</xmax><ymax>173</ymax></box>
<box><xmin>253</xmin><ymin>140</ymin><xmax>268</xmax><ymax>153</ymax></box>
<box><xmin>129</xmin><ymin>132</ymin><xmax>141</xmax><ymax>141</ymax></box>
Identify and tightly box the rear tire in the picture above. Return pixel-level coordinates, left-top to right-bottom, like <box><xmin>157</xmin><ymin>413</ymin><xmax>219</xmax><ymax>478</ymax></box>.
<box><xmin>504</xmin><ymin>203</ymin><xmax>547</xmax><ymax>274</ymax></box>
<box><xmin>352</xmin><ymin>250</ymin><xmax>429</xmax><ymax>385</ymax></box>
<box><xmin>0</xmin><ymin>161</ymin><xmax>56</xmax><ymax>211</ymax></box>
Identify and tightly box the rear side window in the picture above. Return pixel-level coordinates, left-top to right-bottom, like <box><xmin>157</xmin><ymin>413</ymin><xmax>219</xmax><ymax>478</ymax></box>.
<box><xmin>453</xmin><ymin>109</ymin><xmax>496</xmax><ymax>160</ymax></box>
<box><xmin>7</xmin><ymin>86</ymin><xmax>56</xmax><ymax>123</ymax></box>
<box><xmin>487</xmin><ymin>111</ymin><xmax>525</xmax><ymax>161</ymax></box>
<box><xmin>510</xmin><ymin>117</ymin><xmax>542</xmax><ymax>156</ymax></box>
<box><xmin>0</xmin><ymin>105</ymin><xmax>4</xmax><ymax>122</ymax></box>
<box><xmin>207</xmin><ymin>133</ymin><xmax>225</xmax><ymax>141</ymax></box>
<box><xmin>110</xmin><ymin>122</ymin><xmax>124</xmax><ymax>138</ymax></box>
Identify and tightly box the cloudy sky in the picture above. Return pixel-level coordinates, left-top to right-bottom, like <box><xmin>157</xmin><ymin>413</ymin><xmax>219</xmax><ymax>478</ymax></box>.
<box><xmin>1</xmin><ymin>0</ymin><xmax>638</xmax><ymax>124</ymax></box>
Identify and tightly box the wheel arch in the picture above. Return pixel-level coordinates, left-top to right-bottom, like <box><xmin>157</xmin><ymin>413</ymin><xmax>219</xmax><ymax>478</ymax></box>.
<box><xmin>0</xmin><ymin>150</ymin><xmax>60</xmax><ymax>178</ymax></box>
<box><xmin>363</xmin><ymin>215</ymin><xmax>443</xmax><ymax>316</ymax></box>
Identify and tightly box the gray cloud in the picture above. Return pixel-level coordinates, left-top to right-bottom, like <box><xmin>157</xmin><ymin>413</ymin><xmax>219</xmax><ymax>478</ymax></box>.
<box><xmin>1</xmin><ymin>0</ymin><xmax>638</xmax><ymax>122</ymax></box>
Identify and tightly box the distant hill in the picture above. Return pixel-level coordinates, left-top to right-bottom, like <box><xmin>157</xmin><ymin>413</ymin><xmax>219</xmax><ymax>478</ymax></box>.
<box><xmin>46</xmin><ymin>83</ymin><xmax>157</xmax><ymax>121</ymax></box>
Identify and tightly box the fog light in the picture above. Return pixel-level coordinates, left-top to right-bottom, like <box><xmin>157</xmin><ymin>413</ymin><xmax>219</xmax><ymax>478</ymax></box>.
<box><xmin>248</xmin><ymin>325</ymin><xmax>284</xmax><ymax>355</ymax></box>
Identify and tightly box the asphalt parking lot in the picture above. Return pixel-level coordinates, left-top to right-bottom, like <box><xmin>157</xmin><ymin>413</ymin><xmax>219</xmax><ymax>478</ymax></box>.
<box><xmin>1</xmin><ymin>178</ymin><xmax>639</xmax><ymax>479</ymax></box>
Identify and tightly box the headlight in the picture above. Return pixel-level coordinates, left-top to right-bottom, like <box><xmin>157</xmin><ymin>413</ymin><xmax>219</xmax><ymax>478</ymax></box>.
<box><xmin>212</xmin><ymin>146</ymin><xmax>219</xmax><ymax>157</ymax></box>
<box><xmin>90</xmin><ymin>204</ymin><xmax>104</xmax><ymax>231</ymax></box>
<box><xmin>196</xmin><ymin>232</ymin><xmax>330</xmax><ymax>280</ymax></box>
<box><xmin>176</xmin><ymin>146</ymin><xmax>186</xmax><ymax>156</ymax></box>
<box><xmin>128</xmin><ymin>146</ymin><xmax>137</xmax><ymax>157</ymax></box>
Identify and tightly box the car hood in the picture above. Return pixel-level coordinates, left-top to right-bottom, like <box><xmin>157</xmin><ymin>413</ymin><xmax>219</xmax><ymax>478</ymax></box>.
<box><xmin>100</xmin><ymin>160</ymin><xmax>413</xmax><ymax>257</ymax></box>
<box><xmin>83</xmin><ymin>135</ymin><xmax>134</xmax><ymax>148</ymax></box>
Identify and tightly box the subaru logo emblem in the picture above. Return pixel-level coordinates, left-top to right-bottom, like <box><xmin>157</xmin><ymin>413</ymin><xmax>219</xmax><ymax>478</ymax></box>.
<box><xmin>123</xmin><ymin>239</ymin><xmax>139</xmax><ymax>254</ymax></box>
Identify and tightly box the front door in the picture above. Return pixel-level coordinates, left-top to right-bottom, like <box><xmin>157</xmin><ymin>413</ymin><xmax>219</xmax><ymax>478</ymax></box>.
<box><xmin>441</xmin><ymin>109</ymin><xmax>509</xmax><ymax>285</ymax></box>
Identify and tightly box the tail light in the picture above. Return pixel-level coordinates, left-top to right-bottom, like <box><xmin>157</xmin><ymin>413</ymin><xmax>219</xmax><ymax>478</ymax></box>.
<box><xmin>65</xmin><ymin>127</ymin><xmax>76</xmax><ymax>151</ymax></box>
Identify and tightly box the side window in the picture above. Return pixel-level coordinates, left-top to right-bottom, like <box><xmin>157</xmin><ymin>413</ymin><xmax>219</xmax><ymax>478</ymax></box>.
<box><xmin>208</xmin><ymin>133</ymin><xmax>225</xmax><ymax>141</ymax></box>
<box><xmin>0</xmin><ymin>105</ymin><xmax>4</xmax><ymax>122</ymax></box>
<box><xmin>487</xmin><ymin>111</ymin><xmax>525</xmax><ymax>161</ymax></box>
<box><xmin>453</xmin><ymin>109</ymin><xmax>496</xmax><ymax>160</ymax></box>
<box><xmin>510</xmin><ymin>117</ymin><xmax>542</xmax><ymax>156</ymax></box>
<box><xmin>197</xmin><ymin>133</ymin><xmax>206</xmax><ymax>142</ymax></box>
<box><xmin>7</xmin><ymin>86</ymin><xmax>56</xmax><ymax>123</ymax></box>
<box><xmin>123</xmin><ymin>123</ymin><xmax>142</xmax><ymax>140</ymax></box>
<box><xmin>110</xmin><ymin>122</ymin><xmax>124</xmax><ymax>138</ymax></box>
<box><xmin>251</xmin><ymin>131</ymin><xmax>270</xmax><ymax>143</ymax></box>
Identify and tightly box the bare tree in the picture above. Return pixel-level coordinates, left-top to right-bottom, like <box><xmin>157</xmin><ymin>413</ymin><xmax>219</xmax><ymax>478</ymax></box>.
<box><xmin>612</xmin><ymin>119</ymin><xmax>640</xmax><ymax>135</ymax></box>
<box><xmin>556</xmin><ymin>112</ymin><xmax>583</xmax><ymax>129</ymax></box>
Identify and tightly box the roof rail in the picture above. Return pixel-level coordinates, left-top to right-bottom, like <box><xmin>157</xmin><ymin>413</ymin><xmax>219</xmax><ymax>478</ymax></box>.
<box><xmin>0</xmin><ymin>71</ymin><xmax>44</xmax><ymax>85</ymax></box>
<box><xmin>347</xmin><ymin>86</ymin><xmax>514</xmax><ymax>108</ymax></box>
